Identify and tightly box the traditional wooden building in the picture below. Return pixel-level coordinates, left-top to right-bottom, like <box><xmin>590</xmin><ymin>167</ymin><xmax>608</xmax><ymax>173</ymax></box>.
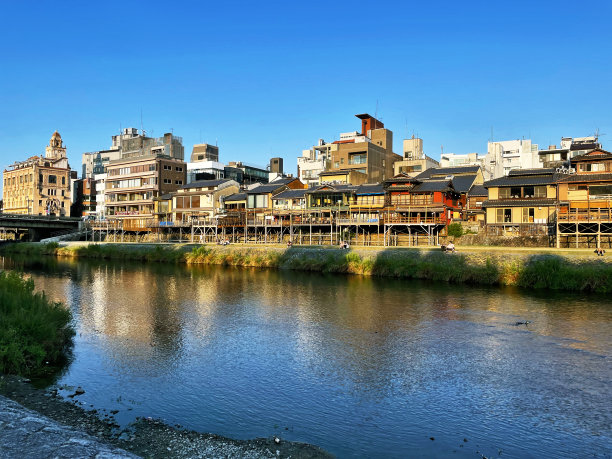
<box><xmin>172</xmin><ymin>179</ymin><xmax>239</xmax><ymax>222</ymax></box>
<box><xmin>482</xmin><ymin>169</ymin><xmax>558</xmax><ymax>235</ymax></box>
<box><xmin>556</xmin><ymin>149</ymin><xmax>612</xmax><ymax>247</ymax></box>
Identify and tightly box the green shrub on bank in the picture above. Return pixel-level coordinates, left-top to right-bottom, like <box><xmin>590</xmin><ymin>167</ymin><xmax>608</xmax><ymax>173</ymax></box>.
<box><xmin>0</xmin><ymin>271</ymin><xmax>74</xmax><ymax>377</ymax></box>
<box><xmin>447</xmin><ymin>223</ymin><xmax>463</xmax><ymax>238</ymax></box>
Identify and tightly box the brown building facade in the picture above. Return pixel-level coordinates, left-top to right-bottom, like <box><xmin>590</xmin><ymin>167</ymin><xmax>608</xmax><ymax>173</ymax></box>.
<box><xmin>105</xmin><ymin>155</ymin><xmax>186</xmax><ymax>228</ymax></box>
<box><xmin>326</xmin><ymin>114</ymin><xmax>401</xmax><ymax>183</ymax></box>
<box><xmin>3</xmin><ymin>131</ymin><xmax>72</xmax><ymax>216</ymax></box>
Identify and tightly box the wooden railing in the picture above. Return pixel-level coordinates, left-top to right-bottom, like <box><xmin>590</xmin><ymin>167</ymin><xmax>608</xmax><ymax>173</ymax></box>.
<box><xmin>557</xmin><ymin>200</ymin><xmax>612</xmax><ymax>222</ymax></box>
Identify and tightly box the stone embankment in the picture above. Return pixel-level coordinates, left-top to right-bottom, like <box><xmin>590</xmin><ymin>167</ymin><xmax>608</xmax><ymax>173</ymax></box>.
<box><xmin>0</xmin><ymin>394</ymin><xmax>137</xmax><ymax>458</ymax></box>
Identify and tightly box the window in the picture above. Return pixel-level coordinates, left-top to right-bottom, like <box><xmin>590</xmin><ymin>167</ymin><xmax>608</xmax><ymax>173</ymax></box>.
<box><xmin>340</xmin><ymin>158</ymin><xmax>344</xmax><ymax>165</ymax></box>
<box><xmin>164</xmin><ymin>179</ymin><xmax>171</xmax><ymax>184</ymax></box>
<box><xmin>175</xmin><ymin>180</ymin><xmax>183</xmax><ymax>185</ymax></box>
<box><xmin>349</xmin><ymin>153</ymin><xmax>367</xmax><ymax>165</ymax></box>
<box><xmin>522</xmin><ymin>208</ymin><xmax>535</xmax><ymax>223</ymax></box>
<box><xmin>62</xmin><ymin>177</ymin><xmax>66</xmax><ymax>185</ymax></box>
<box><xmin>510</xmin><ymin>187</ymin><xmax>521</xmax><ymax>198</ymax></box>
<box><xmin>175</xmin><ymin>166</ymin><xmax>183</xmax><ymax>172</ymax></box>
<box><xmin>334</xmin><ymin>162</ymin><xmax>339</xmax><ymax>168</ymax></box>
<box><xmin>164</xmin><ymin>165</ymin><xmax>172</xmax><ymax>170</ymax></box>
<box><xmin>498</xmin><ymin>188</ymin><xmax>510</xmax><ymax>199</ymax></box>
<box><xmin>534</xmin><ymin>186</ymin><xmax>546</xmax><ymax>198</ymax></box>
<box><xmin>496</xmin><ymin>208</ymin><xmax>512</xmax><ymax>223</ymax></box>
<box><xmin>49</xmin><ymin>175</ymin><xmax>57</xmax><ymax>184</ymax></box>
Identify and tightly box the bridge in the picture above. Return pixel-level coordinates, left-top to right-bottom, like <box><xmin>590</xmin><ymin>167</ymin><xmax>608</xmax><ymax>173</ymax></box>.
<box><xmin>0</xmin><ymin>213</ymin><xmax>82</xmax><ymax>241</ymax></box>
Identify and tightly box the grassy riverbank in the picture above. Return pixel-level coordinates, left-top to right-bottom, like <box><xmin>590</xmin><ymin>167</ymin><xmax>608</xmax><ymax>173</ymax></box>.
<box><xmin>0</xmin><ymin>270</ymin><xmax>74</xmax><ymax>377</ymax></box>
<box><xmin>3</xmin><ymin>242</ymin><xmax>612</xmax><ymax>293</ymax></box>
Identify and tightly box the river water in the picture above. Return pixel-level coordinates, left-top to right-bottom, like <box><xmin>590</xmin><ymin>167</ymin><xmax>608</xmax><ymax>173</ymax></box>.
<box><xmin>3</xmin><ymin>255</ymin><xmax>611</xmax><ymax>458</ymax></box>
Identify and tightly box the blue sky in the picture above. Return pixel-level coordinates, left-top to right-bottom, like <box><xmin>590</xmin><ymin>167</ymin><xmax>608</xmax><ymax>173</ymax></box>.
<box><xmin>1</xmin><ymin>0</ymin><xmax>611</xmax><ymax>175</ymax></box>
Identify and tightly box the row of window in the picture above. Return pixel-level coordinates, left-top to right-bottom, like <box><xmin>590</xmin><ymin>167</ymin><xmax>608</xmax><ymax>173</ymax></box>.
<box><xmin>163</xmin><ymin>164</ymin><xmax>184</xmax><ymax>172</ymax></box>
<box><xmin>498</xmin><ymin>186</ymin><xmax>547</xmax><ymax>199</ymax></box>
<box><xmin>495</xmin><ymin>208</ymin><xmax>538</xmax><ymax>223</ymax></box>
<box><xmin>163</xmin><ymin>179</ymin><xmax>183</xmax><ymax>185</ymax></box>
<box><xmin>109</xmin><ymin>164</ymin><xmax>156</xmax><ymax>176</ymax></box>
<box><xmin>4</xmin><ymin>174</ymin><xmax>66</xmax><ymax>187</ymax></box>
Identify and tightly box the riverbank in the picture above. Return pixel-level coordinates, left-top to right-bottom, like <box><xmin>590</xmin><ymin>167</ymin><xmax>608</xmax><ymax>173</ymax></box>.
<box><xmin>0</xmin><ymin>375</ymin><xmax>331</xmax><ymax>458</ymax></box>
<box><xmin>2</xmin><ymin>241</ymin><xmax>612</xmax><ymax>293</ymax></box>
<box><xmin>0</xmin><ymin>270</ymin><xmax>74</xmax><ymax>377</ymax></box>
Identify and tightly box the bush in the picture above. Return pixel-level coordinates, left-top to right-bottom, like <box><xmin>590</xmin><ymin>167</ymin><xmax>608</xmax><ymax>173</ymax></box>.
<box><xmin>447</xmin><ymin>223</ymin><xmax>464</xmax><ymax>238</ymax></box>
<box><xmin>0</xmin><ymin>271</ymin><xmax>74</xmax><ymax>377</ymax></box>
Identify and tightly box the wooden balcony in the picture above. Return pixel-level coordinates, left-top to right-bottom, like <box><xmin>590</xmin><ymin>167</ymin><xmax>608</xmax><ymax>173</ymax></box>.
<box><xmin>557</xmin><ymin>200</ymin><xmax>612</xmax><ymax>222</ymax></box>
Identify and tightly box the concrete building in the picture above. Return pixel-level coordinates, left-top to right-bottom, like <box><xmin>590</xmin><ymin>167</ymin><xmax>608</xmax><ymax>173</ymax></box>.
<box><xmin>486</xmin><ymin>139</ymin><xmax>540</xmax><ymax>178</ymax></box>
<box><xmin>3</xmin><ymin>131</ymin><xmax>72</xmax><ymax>216</ymax></box>
<box><xmin>393</xmin><ymin>136</ymin><xmax>439</xmax><ymax>177</ymax></box>
<box><xmin>299</xmin><ymin>114</ymin><xmax>401</xmax><ymax>185</ymax></box>
<box><xmin>538</xmin><ymin>136</ymin><xmax>601</xmax><ymax>168</ymax></box>
<box><xmin>191</xmin><ymin>143</ymin><xmax>219</xmax><ymax>162</ymax></box>
<box><xmin>105</xmin><ymin>155</ymin><xmax>186</xmax><ymax>229</ymax></box>
<box><xmin>187</xmin><ymin>161</ymin><xmax>225</xmax><ymax>183</ymax></box>
<box><xmin>297</xmin><ymin>140</ymin><xmax>331</xmax><ymax>187</ymax></box>
<box><xmin>82</xmin><ymin>128</ymin><xmax>185</xmax><ymax>178</ymax></box>
<box><xmin>269</xmin><ymin>157</ymin><xmax>283</xmax><ymax>174</ymax></box>
<box><xmin>439</xmin><ymin>153</ymin><xmax>490</xmax><ymax>180</ymax></box>
<box><xmin>226</xmin><ymin>161</ymin><xmax>269</xmax><ymax>185</ymax></box>
<box><xmin>326</xmin><ymin>114</ymin><xmax>401</xmax><ymax>183</ymax></box>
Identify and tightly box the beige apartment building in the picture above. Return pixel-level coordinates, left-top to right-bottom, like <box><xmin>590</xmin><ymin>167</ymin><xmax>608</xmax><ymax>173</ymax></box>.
<box><xmin>105</xmin><ymin>155</ymin><xmax>186</xmax><ymax>229</ymax></box>
<box><xmin>3</xmin><ymin>131</ymin><xmax>72</xmax><ymax>216</ymax></box>
<box><xmin>393</xmin><ymin>136</ymin><xmax>440</xmax><ymax>176</ymax></box>
<box><xmin>324</xmin><ymin>114</ymin><xmax>402</xmax><ymax>184</ymax></box>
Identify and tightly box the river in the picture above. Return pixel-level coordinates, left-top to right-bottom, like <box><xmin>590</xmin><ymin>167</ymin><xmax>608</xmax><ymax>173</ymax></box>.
<box><xmin>2</xmin><ymin>255</ymin><xmax>611</xmax><ymax>458</ymax></box>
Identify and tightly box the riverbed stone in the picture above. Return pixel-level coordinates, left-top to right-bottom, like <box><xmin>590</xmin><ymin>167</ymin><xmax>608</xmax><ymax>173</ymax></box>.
<box><xmin>0</xmin><ymin>395</ymin><xmax>139</xmax><ymax>459</ymax></box>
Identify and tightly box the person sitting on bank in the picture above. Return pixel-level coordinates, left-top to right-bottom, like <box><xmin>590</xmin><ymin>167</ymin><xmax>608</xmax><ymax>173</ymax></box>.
<box><xmin>446</xmin><ymin>241</ymin><xmax>456</xmax><ymax>253</ymax></box>
<box><xmin>595</xmin><ymin>248</ymin><xmax>605</xmax><ymax>256</ymax></box>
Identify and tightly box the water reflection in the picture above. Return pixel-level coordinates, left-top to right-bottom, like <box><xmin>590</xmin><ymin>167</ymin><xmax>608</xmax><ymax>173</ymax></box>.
<box><xmin>2</xmin><ymin>255</ymin><xmax>611</xmax><ymax>458</ymax></box>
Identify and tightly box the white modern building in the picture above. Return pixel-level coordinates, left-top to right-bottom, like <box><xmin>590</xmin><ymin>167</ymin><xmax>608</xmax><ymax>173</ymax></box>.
<box><xmin>297</xmin><ymin>139</ymin><xmax>331</xmax><ymax>187</ymax></box>
<box><xmin>439</xmin><ymin>153</ymin><xmax>490</xmax><ymax>180</ymax></box>
<box><xmin>538</xmin><ymin>136</ymin><xmax>601</xmax><ymax>168</ymax></box>
<box><xmin>486</xmin><ymin>139</ymin><xmax>540</xmax><ymax>178</ymax></box>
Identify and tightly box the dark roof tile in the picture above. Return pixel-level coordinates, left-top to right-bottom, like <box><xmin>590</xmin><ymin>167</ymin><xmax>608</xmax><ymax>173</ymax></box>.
<box><xmin>482</xmin><ymin>198</ymin><xmax>557</xmax><ymax>208</ymax></box>
<box><xmin>416</xmin><ymin>165</ymin><xmax>480</xmax><ymax>179</ymax></box>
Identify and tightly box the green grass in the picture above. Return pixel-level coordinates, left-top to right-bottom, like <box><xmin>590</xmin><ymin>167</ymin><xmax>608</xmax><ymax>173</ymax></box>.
<box><xmin>2</xmin><ymin>242</ymin><xmax>612</xmax><ymax>293</ymax></box>
<box><xmin>0</xmin><ymin>271</ymin><xmax>75</xmax><ymax>377</ymax></box>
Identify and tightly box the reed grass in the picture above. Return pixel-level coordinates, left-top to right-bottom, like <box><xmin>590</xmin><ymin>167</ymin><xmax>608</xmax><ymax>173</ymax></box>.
<box><xmin>0</xmin><ymin>271</ymin><xmax>74</xmax><ymax>377</ymax></box>
<box><xmin>2</xmin><ymin>243</ymin><xmax>611</xmax><ymax>293</ymax></box>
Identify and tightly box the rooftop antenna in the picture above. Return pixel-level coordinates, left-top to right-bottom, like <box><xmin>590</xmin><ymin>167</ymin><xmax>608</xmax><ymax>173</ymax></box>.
<box><xmin>594</xmin><ymin>128</ymin><xmax>606</xmax><ymax>143</ymax></box>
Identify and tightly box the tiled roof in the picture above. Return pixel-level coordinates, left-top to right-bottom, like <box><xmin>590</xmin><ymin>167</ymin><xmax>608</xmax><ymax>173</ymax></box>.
<box><xmin>570</xmin><ymin>150</ymin><xmax>612</xmax><ymax>161</ymax></box>
<box><xmin>508</xmin><ymin>168</ymin><xmax>556</xmax><ymax>176</ymax></box>
<box><xmin>247</xmin><ymin>183</ymin><xmax>288</xmax><ymax>194</ymax></box>
<box><xmin>224</xmin><ymin>192</ymin><xmax>247</xmax><ymax>201</ymax></box>
<box><xmin>272</xmin><ymin>189</ymin><xmax>307</xmax><ymax>200</ymax></box>
<box><xmin>570</xmin><ymin>143</ymin><xmax>601</xmax><ymax>151</ymax></box>
<box><xmin>181</xmin><ymin>179</ymin><xmax>231</xmax><ymax>189</ymax></box>
<box><xmin>468</xmin><ymin>185</ymin><xmax>488</xmax><ymax>197</ymax></box>
<box><xmin>416</xmin><ymin>165</ymin><xmax>481</xmax><ymax>179</ymax></box>
<box><xmin>306</xmin><ymin>184</ymin><xmax>357</xmax><ymax>194</ymax></box>
<box><xmin>411</xmin><ymin>180</ymin><xmax>455</xmax><ymax>193</ymax></box>
<box><xmin>482</xmin><ymin>198</ymin><xmax>557</xmax><ymax>208</ymax></box>
<box><xmin>355</xmin><ymin>183</ymin><xmax>385</xmax><ymax>195</ymax></box>
<box><xmin>484</xmin><ymin>173</ymin><xmax>558</xmax><ymax>187</ymax></box>
<box><xmin>451</xmin><ymin>174</ymin><xmax>478</xmax><ymax>193</ymax></box>
<box><xmin>556</xmin><ymin>173</ymin><xmax>612</xmax><ymax>183</ymax></box>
